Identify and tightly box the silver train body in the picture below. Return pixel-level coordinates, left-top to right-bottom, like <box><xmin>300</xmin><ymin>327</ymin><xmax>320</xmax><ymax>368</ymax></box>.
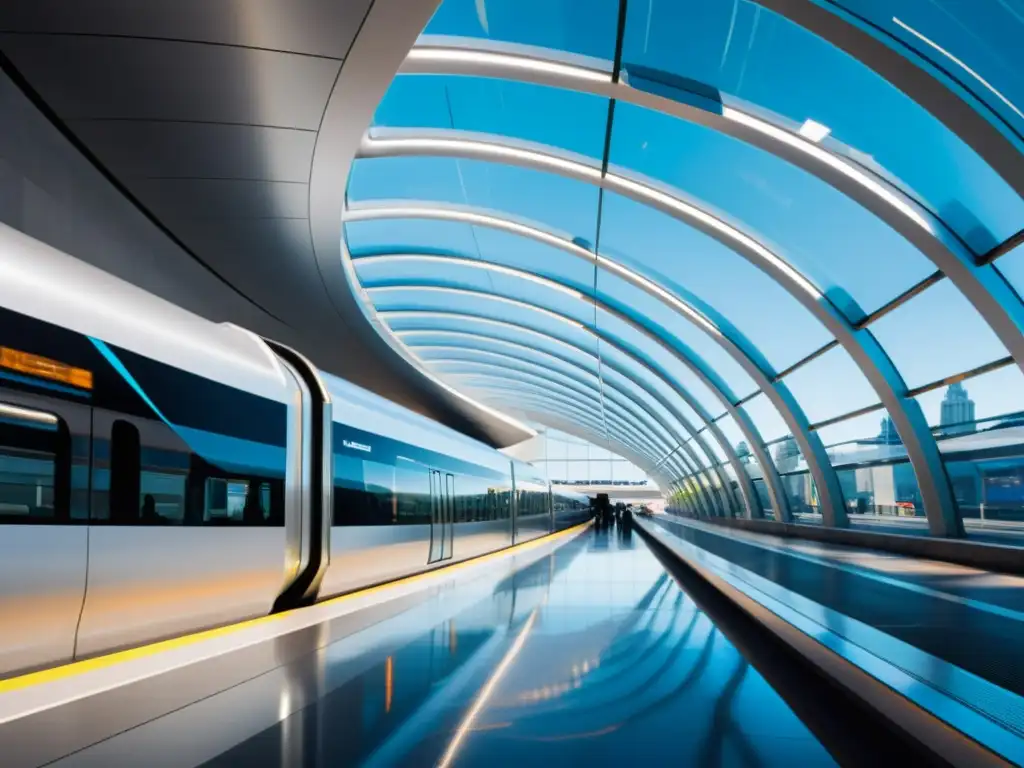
<box><xmin>0</xmin><ymin>223</ymin><xmax>590</xmax><ymax>679</ymax></box>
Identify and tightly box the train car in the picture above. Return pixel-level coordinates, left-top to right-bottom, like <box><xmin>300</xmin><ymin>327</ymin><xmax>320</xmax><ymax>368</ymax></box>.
<box><xmin>0</xmin><ymin>222</ymin><xmax>584</xmax><ymax>679</ymax></box>
<box><xmin>552</xmin><ymin>485</ymin><xmax>593</xmax><ymax>530</ymax></box>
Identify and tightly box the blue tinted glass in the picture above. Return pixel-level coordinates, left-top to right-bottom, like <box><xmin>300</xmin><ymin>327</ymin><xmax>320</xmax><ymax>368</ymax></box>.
<box><xmin>608</xmin><ymin>102</ymin><xmax>935</xmax><ymax>316</ymax></box>
<box><xmin>621</xmin><ymin>0</ymin><xmax>1024</xmax><ymax>253</ymax></box>
<box><xmin>346</xmin><ymin>218</ymin><xmax>479</xmax><ymax>257</ymax></box>
<box><xmin>777</xmin><ymin>345</ymin><xmax>880</xmax><ymax>424</ymax></box>
<box><xmin>598</xmin><ymin>193</ymin><xmax>831</xmax><ymax>370</ymax></box>
<box><xmin>869</xmin><ymin>279</ymin><xmax>1010</xmax><ymax>388</ymax></box>
<box><xmin>374</xmin><ymin>74</ymin><xmax>609</xmax><ymax>160</ymax></box>
<box><xmin>348</xmin><ymin>157</ymin><xmax>600</xmax><ymax>245</ymax></box>
<box><xmin>595</xmin><ymin>311</ymin><xmax>735</xmax><ymax>419</ymax></box>
<box><xmin>741</xmin><ymin>392</ymin><xmax>791</xmax><ymax>444</ymax></box>
<box><xmin>596</xmin><ymin>270</ymin><xmax>759</xmax><ymax>399</ymax></box>
<box><xmin>370</xmin><ymin>286</ymin><xmax>599</xmax><ymax>354</ymax></box>
<box><xmin>816</xmin><ymin>409</ymin><xmax>908</xmax><ymax>469</ymax></box>
<box><xmin>425</xmin><ymin>0</ymin><xmax>620</xmax><ymax>60</ymax></box>
<box><xmin>914</xmin><ymin>363</ymin><xmax>1024</xmax><ymax>428</ymax></box>
<box><xmin>832</xmin><ymin>0</ymin><xmax>1024</xmax><ymax>139</ymax></box>
<box><xmin>350</xmin><ymin>229</ymin><xmax>594</xmax><ymax>291</ymax></box>
<box><xmin>716</xmin><ymin>413</ymin><xmax>772</xmax><ymax>483</ymax></box>
<box><xmin>838</xmin><ymin>463</ymin><xmax>922</xmax><ymax>517</ymax></box>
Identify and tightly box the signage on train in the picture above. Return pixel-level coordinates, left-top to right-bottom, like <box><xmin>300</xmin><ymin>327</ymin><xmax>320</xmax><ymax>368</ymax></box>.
<box><xmin>342</xmin><ymin>439</ymin><xmax>372</xmax><ymax>453</ymax></box>
<box><xmin>0</xmin><ymin>345</ymin><xmax>93</xmax><ymax>390</ymax></box>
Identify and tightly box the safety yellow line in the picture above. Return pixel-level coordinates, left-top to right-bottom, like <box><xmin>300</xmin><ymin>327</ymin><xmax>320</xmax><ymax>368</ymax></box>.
<box><xmin>0</xmin><ymin>521</ymin><xmax>591</xmax><ymax>695</ymax></box>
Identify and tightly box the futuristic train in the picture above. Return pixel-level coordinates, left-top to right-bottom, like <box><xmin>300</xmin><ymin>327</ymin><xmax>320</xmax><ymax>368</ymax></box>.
<box><xmin>0</xmin><ymin>223</ymin><xmax>591</xmax><ymax>678</ymax></box>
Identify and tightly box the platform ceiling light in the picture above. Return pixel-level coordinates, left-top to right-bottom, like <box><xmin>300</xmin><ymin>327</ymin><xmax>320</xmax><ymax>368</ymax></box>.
<box><xmin>721</xmin><ymin>107</ymin><xmax>932</xmax><ymax>232</ymax></box>
<box><xmin>406</xmin><ymin>46</ymin><xmax>611</xmax><ymax>85</ymax></box>
<box><xmin>359</xmin><ymin>134</ymin><xmax>824</xmax><ymax>298</ymax></box>
<box><xmin>366</xmin><ymin>285</ymin><xmax>586</xmax><ymax>328</ymax></box>
<box><xmin>344</xmin><ymin>205</ymin><xmax>594</xmax><ymax>262</ymax></box>
<box><xmin>605</xmin><ymin>173</ymin><xmax>823</xmax><ymax>298</ymax></box>
<box><xmin>797</xmin><ymin>119</ymin><xmax>831</xmax><ymax>143</ymax></box>
<box><xmin>360</xmin><ymin>135</ymin><xmax>603</xmax><ymax>183</ymax></box>
<box><xmin>892</xmin><ymin>17</ymin><xmax>1024</xmax><ymax>122</ymax></box>
<box><xmin>395</xmin><ymin>324</ymin><xmax>590</xmax><ymax>357</ymax></box>
<box><xmin>354</xmin><ymin>254</ymin><xmax>584</xmax><ymax>297</ymax></box>
<box><xmin>397</xmin><ymin>46</ymin><xmax>938</xmax><ymax>239</ymax></box>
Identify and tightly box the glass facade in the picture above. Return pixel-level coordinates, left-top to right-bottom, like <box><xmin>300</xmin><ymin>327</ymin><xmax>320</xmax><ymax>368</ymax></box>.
<box><xmin>344</xmin><ymin>0</ymin><xmax>1024</xmax><ymax>545</ymax></box>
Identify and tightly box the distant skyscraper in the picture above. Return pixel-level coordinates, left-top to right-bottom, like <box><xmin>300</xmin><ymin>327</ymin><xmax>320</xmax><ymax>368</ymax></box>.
<box><xmin>940</xmin><ymin>383</ymin><xmax>976</xmax><ymax>434</ymax></box>
<box><xmin>736</xmin><ymin>441</ymin><xmax>750</xmax><ymax>458</ymax></box>
<box><xmin>877</xmin><ymin>416</ymin><xmax>901</xmax><ymax>444</ymax></box>
<box><xmin>774</xmin><ymin>437</ymin><xmax>800</xmax><ymax>473</ymax></box>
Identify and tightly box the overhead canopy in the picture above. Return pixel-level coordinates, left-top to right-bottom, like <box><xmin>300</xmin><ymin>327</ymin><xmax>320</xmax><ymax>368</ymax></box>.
<box><xmin>344</xmin><ymin>0</ymin><xmax>1024</xmax><ymax>537</ymax></box>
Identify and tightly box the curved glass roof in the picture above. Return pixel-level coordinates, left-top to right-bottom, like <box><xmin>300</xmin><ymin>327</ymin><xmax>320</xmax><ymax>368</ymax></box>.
<box><xmin>343</xmin><ymin>0</ymin><xmax>1024</xmax><ymax>539</ymax></box>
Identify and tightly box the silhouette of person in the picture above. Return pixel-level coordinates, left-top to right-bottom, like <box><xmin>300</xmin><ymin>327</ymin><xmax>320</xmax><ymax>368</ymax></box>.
<box><xmin>141</xmin><ymin>494</ymin><xmax>162</xmax><ymax>524</ymax></box>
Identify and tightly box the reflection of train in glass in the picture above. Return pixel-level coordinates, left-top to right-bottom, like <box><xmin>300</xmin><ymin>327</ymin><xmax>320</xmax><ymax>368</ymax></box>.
<box><xmin>0</xmin><ymin>223</ymin><xmax>590</xmax><ymax>679</ymax></box>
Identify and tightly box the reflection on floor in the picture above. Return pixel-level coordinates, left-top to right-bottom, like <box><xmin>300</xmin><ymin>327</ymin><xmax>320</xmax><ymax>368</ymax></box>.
<box><xmin>193</xmin><ymin>524</ymin><xmax>834</xmax><ymax>767</ymax></box>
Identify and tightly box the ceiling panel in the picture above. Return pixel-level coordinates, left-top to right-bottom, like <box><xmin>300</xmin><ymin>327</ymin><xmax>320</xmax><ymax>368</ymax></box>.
<box><xmin>0</xmin><ymin>0</ymin><xmax>371</xmax><ymax>59</ymax></box>
<box><xmin>69</xmin><ymin>121</ymin><xmax>315</xmax><ymax>182</ymax></box>
<box><xmin>0</xmin><ymin>34</ymin><xmax>340</xmax><ymax>128</ymax></box>
<box><xmin>130</xmin><ymin>179</ymin><xmax>308</xmax><ymax>221</ymax></box>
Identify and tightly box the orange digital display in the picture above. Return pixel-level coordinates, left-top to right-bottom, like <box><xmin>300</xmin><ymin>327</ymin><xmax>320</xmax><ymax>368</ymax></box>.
<box><xmin>0</xmin><ymin>346</ymin><xmax>93</xmax><ymax>390</ymax></box>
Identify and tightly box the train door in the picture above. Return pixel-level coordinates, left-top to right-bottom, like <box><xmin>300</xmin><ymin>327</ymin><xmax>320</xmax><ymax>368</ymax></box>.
<box><xmin>429</xmin><ymin>470</ymin><xmax>454</xmax><ymax>563</ymax></box>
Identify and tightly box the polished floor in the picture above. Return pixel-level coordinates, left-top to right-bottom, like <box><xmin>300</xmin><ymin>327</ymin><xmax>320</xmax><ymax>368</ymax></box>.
<box><xmin>47</xmin><ymin>524</ymin><xmax>838</xmax><ymax>767</ymax></box>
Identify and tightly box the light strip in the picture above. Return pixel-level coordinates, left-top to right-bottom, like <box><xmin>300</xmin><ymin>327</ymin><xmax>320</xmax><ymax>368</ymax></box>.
<box><xmin>407</xmin><ymin>46</ymin><xmax>611</xmax><ymax>85</ymax></box>
<box><xmin>594</xmin><ymin>255</ymin><xmax>721</xmax><ymax>335</ymax></box>
<box><xmin>357</xmin><ymin>135</ymin><xmax>823</xmax><ymax>298</ymax></box>
<box><xmin>354</xmin><ymin>254</ymin><xmax>584</xmax><ymax>297</ymax></box>
<box><xmin>605</xmin><ymin>172</ymin><xmax>824</xmax><ymax>297</ymax></box>
<box><xmin>361</xmin><ymin>135</ymin><xmax>603</xmax><ymax>183</ymax></box>
<box><xmin>437</xmin><ymin>610</ymin><xmax>539</xmax><ymax>768</ymax></box>
<box><xmin>0</xmin><ymin>401</ymin><xmax>59</xmax><ymax>426</ymax></box>
<box><xmin>367</xmin><ymin>285</ymin><xmax>585</xmax><ymax>328</ymax></box>
<box><xmin>892</xmin><ymin>17</ymin><xmax>1024</xmax><ymax>123</ymax></box>
<box><xmin>720</xmin><ymin>107</ymin><xmax>932</xmax><ymax>233</ymax></box>
<box><xmin>346</xmin><ymin>207</ymin><xmax>723</xmax><ymax>334</ymax></box>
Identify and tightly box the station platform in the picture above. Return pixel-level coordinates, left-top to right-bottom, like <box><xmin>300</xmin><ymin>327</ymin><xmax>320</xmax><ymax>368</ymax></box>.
<box><xmin>4</xmin><ymin>517</ymin><xmax>1023</xmax><ymax>767</ymax></box>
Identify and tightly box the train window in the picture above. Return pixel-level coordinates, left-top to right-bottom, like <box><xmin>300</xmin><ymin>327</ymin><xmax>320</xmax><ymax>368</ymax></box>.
<box><xmin>334</xmin><ymin>456</ymin><xmax>397</xmax><ymax>526</ymax></box>
<box><xmin>0</xmin><ymin>401</ymin><xmax>70</xmax><ymax>522</ymax></box>
<box><xmin>395</xmin><ymin>464</ymin><xmax>432</xmax><ymax>525</ymax></box>
<box><xmin>204</xmin><ymin>478</ymin><xmax>273</xmax><ymax>525</ymax></box>
<box><xmin>109</xmin><ymin>420</ymin><xmax>141</xmax><ymax>524</ymax></box>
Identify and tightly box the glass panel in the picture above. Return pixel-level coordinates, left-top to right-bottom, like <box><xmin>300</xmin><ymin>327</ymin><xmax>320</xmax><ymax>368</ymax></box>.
<box><xmin>915</xmin><ymin>363</ymin><xmax>1024</xmax><ymax>430</ymax></box>
<box><xmin>779</xmin><ymin>344</ymin><xmax>880</xmax><ymax>424</ymax></box>
<box><xmin>701</xmin><ymin>431</ymin><xmax>728</xmax><ymax>465</ymax></box>
<box><xmin>595</xmin><ymin>269</ymin><xmax>759</xmax><ymax>398</ymax></box>
<box><xmin>716</xmin><ymin>413</ymin><xmax>766</xmax><ymax>483</ymax></box>
<box><xmin>425</xmin><ymin>0</ymin><xmax>620</xmax><ymax>61</ymax></box>
<box><xmin>415</xmin><ymin>344</ymin><xmax>595</xmax><ymax>387</ymax></box>
<box><xmin>374</xmin><ymin>74</ymin><xmax>609</xmax><ymax>161</ymax></box>
<box><xmin>837</xmin><ymin>463</ymin><xmax>924</xmax><ymax>518</ymax></box>
<box><xmin>870</xmin><ymin>279</ymin><xmax>1010</xmax><ymax>388</ymax></box>
<box><xmin>595</xmin><ymin>313</ymin><xmax>732</xmax><ymax>418</ymax></box>
<box><xmin>346</xmin><ymin>218</ymin><xmax>478</xmax><ymax>258</ymax></box>
<box><xmin>357</xmin><ymin>257</ymin><xmax>592</xmax><ymax>323</ymax></box>
<box><xmin>771</xmin><ymin>436</ymin><xmax>809</xmax><ymax>476</ymax></box>
<box><xmin>780</xmin><ymin>471</ymin><xmax>820</xmax><ymax>515</ymax></box>
<box><xmin>816</xmin><ymin>409</ymin><xmax>907</xmax><ymax>469</ymax></box>
<box><xmin>829</xmin><ymin>0</ymin><xmax>1024</xmax><ymax>140</ymax></box>
<box><xmin>621</xmin><ymin>0</ymin><xmax>1024</xmax><ymax>254</ymax></box>
<box><xmin>741</xmin><ymin>392</ymin><xmax>791</xmax><ymax>444</ymax></box>
<box><xmin>598</xmin><ymin>192</ymin><xmax>831</xmax><ymax>370</ymax></box>
<box><xmin>392</xmin><ymin>321</ymin><xmax>601</xmax><ymax>371</ymax></box>
<box><xmin>369</xmin><ymin>285</ymin><xmax>596</xmax><ymax>345</ymax></box>
<box><xmin>609</xmin><ymin>101</ymin><xmax>936</xmax><ymax>318</ymax></box>
<box><xmin>348</xmin><ymin>157</ymin><xmax>601</xmax><ymax>241</ymax></box>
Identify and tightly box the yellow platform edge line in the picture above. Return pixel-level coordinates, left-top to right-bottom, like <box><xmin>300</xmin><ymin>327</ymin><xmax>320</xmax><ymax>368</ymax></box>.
<box><xmin>0</xmin><ymin>520</ymin><xmax>592</xmax><ymax>695</ymax></box>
